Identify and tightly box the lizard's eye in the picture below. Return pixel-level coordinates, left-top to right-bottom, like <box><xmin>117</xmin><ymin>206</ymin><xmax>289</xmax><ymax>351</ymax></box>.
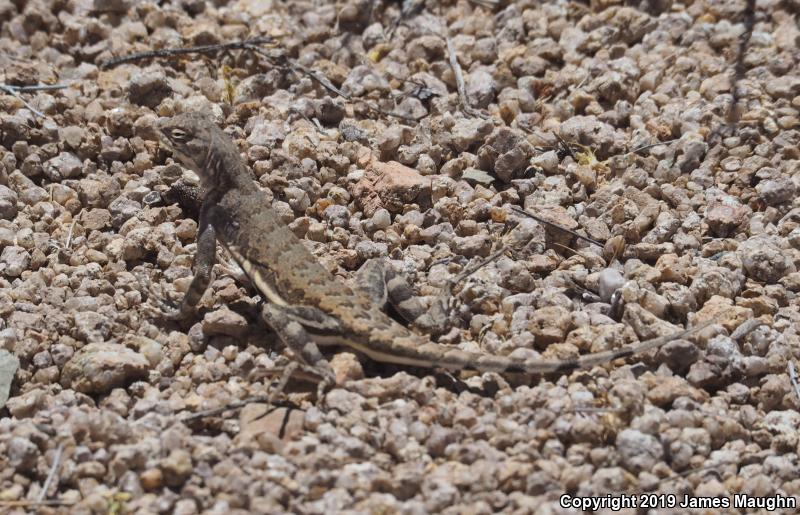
<box><xmin>169</xmin><ymin>128</ymin><xmax>189</xmax><ymax>142</ymax></box>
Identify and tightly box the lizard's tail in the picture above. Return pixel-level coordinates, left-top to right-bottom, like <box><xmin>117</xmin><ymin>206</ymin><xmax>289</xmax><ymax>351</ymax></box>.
<box><xmin>423</xmin><ymin>320</ymin><xmax>713</xmax><ymax>375</ymax></box>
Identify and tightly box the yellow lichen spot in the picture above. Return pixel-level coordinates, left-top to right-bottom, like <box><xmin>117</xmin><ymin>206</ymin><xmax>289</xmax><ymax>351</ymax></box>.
<box><xmin>368</xmin><ymin>43</ymin><xmax>393</xmax><ymax>62</ymax></box>
<box><xmin>490</xmin><ymin>206</ymin><xmax>507</xmax><ymax>223</ymax></box>
<box><xmin>574</xmin><ymin>143</ymin><xmax>610</xmax><ymax>178</ymax></box>
<box><xmin>106</xmin><ymin>492</ymin><xmax>132</xmax><ymax>515</ymax></box>
<box><xmin>222</xmin><ymin>65</ymin><xmax>236</xmax><ymax>105</ymax></box>
<box><xmin>314</xmin><ymin>198</ymin><xmax>333</xmax><ymax>217</ymax></box>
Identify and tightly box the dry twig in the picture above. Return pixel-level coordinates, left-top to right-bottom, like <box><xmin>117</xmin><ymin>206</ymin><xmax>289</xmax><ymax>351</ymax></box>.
<box><xmin>1</xmin><ymin>83</ymin><xmax>69</xmax><ymax>92</ymax></box>
<box><xmin>445</xmin><ymin>36</ymin><xmax>489</xmax><ymax>119</ymax></box>
<box><xmin>553</xmin><ymin>132</ymin><xmax>577</xmax><ymax>161</ymax></box>
<box><xmin>625</xmin><ymin>138</ymin><xmax>680</xmax><ymax>156</ymax></box>
<box><xmin>550</xmin><ymin>241</ymin><xmax>580</xmax><ymax>256</ymax></box>
<box><xmin>265</xmin><ymin>54</ymin><xmax>420</xmax><ymax>123</ymax></box>
<box><xmin>730</xmin><ymin>319</ymin><xmax>765</xmax><ymax>343</ymax></box>
<box><xmin>447</xmin><ymin>246</ymin><xmax>507</xmax><ymax>293</ymax></box>
<box><xmin>180</xmin><ymin>395</ymin><xmax>300</xmax><ymax>423</ymax></box>
<box><xmin>432</xmin><ymin>212</ymin><xmax>556</xmax><ymax>319</ymax></box>
<box><xmin>100</xmin><ymin>37</ymin><xmax>275</xmax><ymax>68</ymax></box>
<box><xmin>728</xmin><ymin>0</ymin><xmax>756</xmax><ymax>126</ymax></box>
<box><xmin>569</xmin><ymin>406</ymin><xmax>626</xmax><ymax>414</ymax></box>
<box><xmin>37</xmin><ymin>443</ymin><xmax>65</xmax><ymax>503</ymax></box>
<box><xmin>0</xmin><ymin>500</ymin><xmax>75</xmax><ymax>507</ymax></box>
<box><xmin>288</xmin><ymin>107</ymin><xmax>329</xmax><ymax>135</ymax></box>
<box><xmin>466</xmin><ymin>0</ymin><xmax>499</xmax><ymax>8</ymax></box>
<box><xmin>510</xmin><ymin>206</ymin><xmax>603</xmax><ymax>248</ymax></box>
<box><xmin>426</xmin><ymin>244</ymin><xmax>507</xmax><ymax>333</ymax></box>
<box><xmin>0</xmin><ymin>84</ymin><xmax>45</xmax><ymax>117</ymax></box>
<box><xmin>387</xmin><ymin>0</ymin><xmax>425</xmax><ymax>39</ymax></box>
<box><xmin>65</xmin><ymin>215</ymin><xmax>79</xmax><ymax>250</ymax></box>
<box><xmin>102</xmin><ymin>37</ymin><xmax>420</xmax><ymax>123</ymax></box>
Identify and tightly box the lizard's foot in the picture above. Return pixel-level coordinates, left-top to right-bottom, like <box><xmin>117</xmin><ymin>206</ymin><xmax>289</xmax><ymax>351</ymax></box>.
<box><xmin>155</xmin><ymin>301</ymin><xmax>194</xmax><ymax>322</ymax></box>
<box><xmin>268</xmin><ymin>361</ymin><xmax>299</xmax><ymax>405</ymax></box>
<box><xmin>268</xmin><ymin>361</ymin><xmax>336</xmax><ymax>407</ymax></box>
<box><xmin>411</xmin><ymin>293</ymin><xmax>453</xmax><ymax>337</ymax></box>
<box><xmin>357</xmin><ymin>257</ymin><xmax>454</xmax><ymax>337</ymax></box>
<box><xmin>148</xmin><ymin>292</ymin><xmax>194</xmax><ymax>321</ymax></box>
<box><xmin>312</xmin><ymin>363</ymin><xmax>337</xmax><ymax>407</ymax></box>
<box><xmin>315</xmin><ymin>376</ymin><xmax>333</xmax><ymax>408</ymax></box>
<box><xmin>136</xmin><ymin>272</ymin><xmax>195</xmax><ymax>321</ymax></box>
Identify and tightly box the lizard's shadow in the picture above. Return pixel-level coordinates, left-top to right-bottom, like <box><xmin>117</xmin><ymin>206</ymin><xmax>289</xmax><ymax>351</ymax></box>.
<box><xmin>150</xmin><ymin>291</ymin><xmax>503</xmax><ymax>399</ymax></box>
<box><xmin>236</xmin><ymin>302</ymin><xmax>502</xmax><ymax>398</ymax></box>
<box><xmin>430</xmin><ymin>370</ymin><xmax>502</xmax><ymax>397</ymax></box>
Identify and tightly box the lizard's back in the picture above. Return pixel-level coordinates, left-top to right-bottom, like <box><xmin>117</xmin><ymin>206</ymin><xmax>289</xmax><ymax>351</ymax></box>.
<box><xmin>219</xmin><ymin>188</ymin><xmax>376</xmax><ymax>314</ymax></box>
<box><xmin>221</xmin><ymin>189</ymin><xmax>531</xmax><ymax>371</ymax></box>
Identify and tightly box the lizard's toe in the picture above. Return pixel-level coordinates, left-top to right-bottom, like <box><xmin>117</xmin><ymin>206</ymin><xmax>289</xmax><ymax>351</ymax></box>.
<box><xmin>136</xmin><ymin>272</ymin><xmax>194</xmax><ymax>321</ymax></box>
<box><xmin>313</xmin><ymin>363</ymin><xmax>337</xmax><ymax>407</ymax></box>
<box><xmin>146</xmin><ymin>289</ymin><xmax>191</xmax><ymax>321</ymax></box>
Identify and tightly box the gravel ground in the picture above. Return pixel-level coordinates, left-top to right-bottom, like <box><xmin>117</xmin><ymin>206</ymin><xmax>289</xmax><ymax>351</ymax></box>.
<box><xmin>1</xmin><ymin>0</ymin><xmax>800</xmax><ymax>513</ymax></box>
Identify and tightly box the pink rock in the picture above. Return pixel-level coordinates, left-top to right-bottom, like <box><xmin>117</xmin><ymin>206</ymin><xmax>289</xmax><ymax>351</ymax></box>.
<box><xmin>352</xmin><ymin>159</ymin><xmax>431</xmax><ymax>216</ymax></box>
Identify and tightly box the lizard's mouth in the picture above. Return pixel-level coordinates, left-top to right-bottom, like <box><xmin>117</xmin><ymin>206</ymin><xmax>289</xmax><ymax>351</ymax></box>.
<box><xmin>157</xmin><ymin>130</ymin><xmax>197</xmax><ymax>172</ymax></box>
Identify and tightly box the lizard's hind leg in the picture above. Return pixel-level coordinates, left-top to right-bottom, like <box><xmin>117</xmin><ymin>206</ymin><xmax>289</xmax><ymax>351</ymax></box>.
<box><xmin>353</xmin><ymin>258</ymin><xmax>389</xmax><ymax>305</ymax></box>
<box><xmin>355</xmin><ymin>258</ymin><xmax>450</xmax><ymax>336</ymax></box>
<box><xmin>260</xmin><ymin>303</ymin><xmax>339</xmax><ymax>402</ymax></box>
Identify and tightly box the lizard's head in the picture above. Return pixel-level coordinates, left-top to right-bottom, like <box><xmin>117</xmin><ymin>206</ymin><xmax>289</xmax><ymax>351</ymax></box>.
<box><xmin>157</xmin><ymin>112</ymin><xmax>215</xmax><ymax>174</ymax></box>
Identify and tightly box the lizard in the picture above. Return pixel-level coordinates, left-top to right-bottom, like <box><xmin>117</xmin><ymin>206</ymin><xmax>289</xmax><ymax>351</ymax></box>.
<box><xmin>151</xmin><ymin>111</ymin><xmax>710</xmax><ymax>398</ymax></box>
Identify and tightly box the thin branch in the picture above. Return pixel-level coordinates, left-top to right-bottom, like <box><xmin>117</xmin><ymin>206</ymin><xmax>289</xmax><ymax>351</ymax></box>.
<box><xmin>625</xmin><ymin>138</ymin><xmax>680</xmax><ymax>156</ymax></box>
<box><xmin>288</xmin><ymin>107</ymin><xmax>329</xmax><ymax>135</ymax></box>
<box><xmin>0</xmin><ymin>84</ymin><xmax>45</xmax><ymax>117</ymax></box>
<box><xmin>572</xmin><ymin>73</ymin><xmax>591</xmax><ymax>93</ymax></box>
<box><xmin>37</xmin><ymin>443</ymin><xmax>64</xmax><ymax>503</ymax></box>
<box><xmin>181</xmin><ymin>395</ymin><xmax>269</xmax><ymax>422</ymax></box>
<box><xmin>648</xmin><ymin>459</ymin><xmax>738</xmax><ymax>489</ymax></box>
<box><xmin>432</xmin><ymin>245</ymin><xmax>507</xmax><ymax>321</ymax></box>
<box><xmin>388</xmin><ymin>74</ymin><xmax>438</xmax><ymax>102</ymax></box>
<box><xmin>103</xmin><ymin>37</ymin><xmax>421</xmax><ymax>123</ymax></box>
<box><xmin>255</xmin><ymin>50</ymin><xmax>420</xmax><ymax>123</ymax></box>
<box><xmin>551</xmin><ymin>241</ymin><xmax>580</xmax><ymax>256</ymax></box>
<box><xmin>0</xmin><ymin>500</ymin><xmax>75</xmax><ymax>507</ymax></box>
<box><xmin>729</xmin><ymin>0</ymin><xmax>756</xmax><ymax>126</ymax></box>
<box><xmin>466</xmin><ymin>0</ymin><xmax>499</xmax><ymax>8</ymax></box>
<box><xmin>510</xmin><ymin>206</ymin><xmax>603</xmax><ymax>248</ymax></box>
<box><xmin>387</xmin><ymin>0</ymin><xmax>425</xmax><ymax>39</ymax></box>
<box><xmin>180</xmin><ymin>395</ymin><xmax>300</xmax><ymax>423</ymax></box>
<box><xmin>65</xmin><ymin>215</ymin><xmax>79</xmax><ymax>250</ymax></box>
<box><xmin>179</xmin><ymin>363</ymin><xmax>319</xmax><ymax>423</ymax></box>
<box><xmin>445</xmin><ymin>36</ymin><xmax>489</xmax><ymax>119</ymax></box>
<box><xmin>569</xmin><ymin>406</ymin><xmax>625</xmax><ymax>414</ymax></box>
<box><xmin>448</xmin><ymin>246</ymin><xmax>507</xmax><ymax>290</ymax></box>
<box><xmin>100</xmin><ymin>36</ymin><xmax>275</xmax><ymax>68</ymax></box>
<box><xmin>0</xmin><ymin>83</ymin><xmax>69</xmax><ymax>92</ymax></box>
<box><xmin>639</xmin><ymin>449</ymin><xmax>769</xmax><ymax>492</ymax></box>
<box><xmin>552</xmin><ymin>72</ymin><xmax>592</xmax><ymax>102</ymax></box>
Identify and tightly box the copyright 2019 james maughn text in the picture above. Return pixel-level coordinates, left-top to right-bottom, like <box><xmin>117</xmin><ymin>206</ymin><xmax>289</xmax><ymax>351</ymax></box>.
<box><xmin>560</xmin><ymin>493</ymin><xmax>797</xmax><ymax>511</ymax></box>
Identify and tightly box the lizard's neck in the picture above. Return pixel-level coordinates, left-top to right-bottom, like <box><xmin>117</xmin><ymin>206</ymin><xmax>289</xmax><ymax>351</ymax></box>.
<box><xmin>200</xmin><ymin>146</ymin><xmax>258</xmax><ymax>196</ymax></box>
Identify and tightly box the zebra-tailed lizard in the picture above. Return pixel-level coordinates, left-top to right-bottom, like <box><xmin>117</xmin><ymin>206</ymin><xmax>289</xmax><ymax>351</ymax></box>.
<box><xmin>152</xmin><ymin>112</ymin><xmax>708</xmax><ymax>398</ymax></box>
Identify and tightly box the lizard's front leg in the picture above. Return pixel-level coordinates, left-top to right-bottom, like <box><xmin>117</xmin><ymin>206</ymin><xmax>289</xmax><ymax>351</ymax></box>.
<box><xmin>260</xmin><ymin>303</ymin><xmax>339</xmax><ymax>402</ymax></box>
<box><xmin>160</xmin><ymin>211</ymin><xmax>217</xmax><ymax>320</ymax></box>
